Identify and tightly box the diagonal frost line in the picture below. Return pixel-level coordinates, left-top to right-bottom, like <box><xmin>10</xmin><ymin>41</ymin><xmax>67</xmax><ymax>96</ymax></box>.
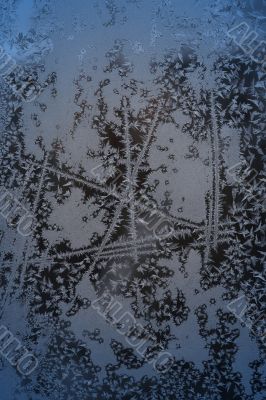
<box><xmin>205</xmin><ymin>90</ymin><xmax>221</xmax><ymax>262</ymax></box>
<box><xmin>98</xmin><ymin>244</ymin><xmax>156</xmax><ymax>260</ymax></box>
<box><xmin>101</xmin><ymin>241</ymin><xmax>156</xmax><ymax>255</ymax></box>
<box><xmin>129</xmin><ymin>206</ymin><xmax>138</xmax><ymax>262</ymax></box>
<box><xmin>45</xmin><ymin>164</ymin><xmax>112</xmax><ymax>196</ymax></box>
<box><xmin>170</xmin><ymin>216</ymin><xmax>204</xmax><ymax>228</ymax></box>
<box><xmin>131</xmin><ymin>101</ymin><xmax>162</xmax><ymax>180</ymax></box>
<box><xmin>44</xmin><ymin>236</ymin><xmax>157</xmax><ymax>260</ymax></box>
<box><xmin>20</xmin><ymin>163</ymin><xmax>34</xmax><ymax>199</ymax></box>
<box><xmin>89</xmin><ymin>200</ymin><xmax>127</xmax><ymax>268</ymax></box>
<box><xmin>163</xmin><ymin>214</ymin><xmax>205</xmax><ymax>230</ymax></box>
<box><xmin>25</xmin><ymin>158</ymin><xmax>116</xmax><ymax>198</ymax></box>
<box><xmin>122</xmin><ymin>96</ymin><xmax>138</xmax><ymax>262</ymax></box>
<box><xmin>27</xmin><ymin>243</ymin><xmax>156</xmax><ymax>268</ymax></box>
<box><xmin>98</xmin><ymin>247</ymin><xmax>158</xmax><ymax>261</ymax></box>
<box><xmin>210</xmin><ymin>90</ymin><xmax>220</xmax><ymax>248</ymax></box>
<box><xmin>205</xmin><ymin>193</ymin><xmax>213</xmax><ymax>264</ymax></box>
<box><xmin>19</xmin><ymin>153</ymin><xmax>49</xmax><ymax>292</ymax></box>
<box><xmin>128</xmin><ymin>100</ymin><xmax>163</xmax><ymax>261</ymax></box>
<box><xmin>78</xmin><ymin>199</ymin><xmax>128</xmax><ymax>284</ymax></box>
<box><xmin>122</xmin><ymin>96</ymin><xmax>132</xmax><ymax>181</ymax></box>
<box><xmin>194</xmin><ymin>237</ymin><xmax>232</xmax><ymax>250</ymax></box>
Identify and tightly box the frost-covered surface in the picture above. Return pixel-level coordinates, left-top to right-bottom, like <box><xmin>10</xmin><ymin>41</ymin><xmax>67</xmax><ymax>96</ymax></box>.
<box><xmin>0</xmin><ymin>0</ymin><xmax>265</xmax><ymax>399</ymax></box>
